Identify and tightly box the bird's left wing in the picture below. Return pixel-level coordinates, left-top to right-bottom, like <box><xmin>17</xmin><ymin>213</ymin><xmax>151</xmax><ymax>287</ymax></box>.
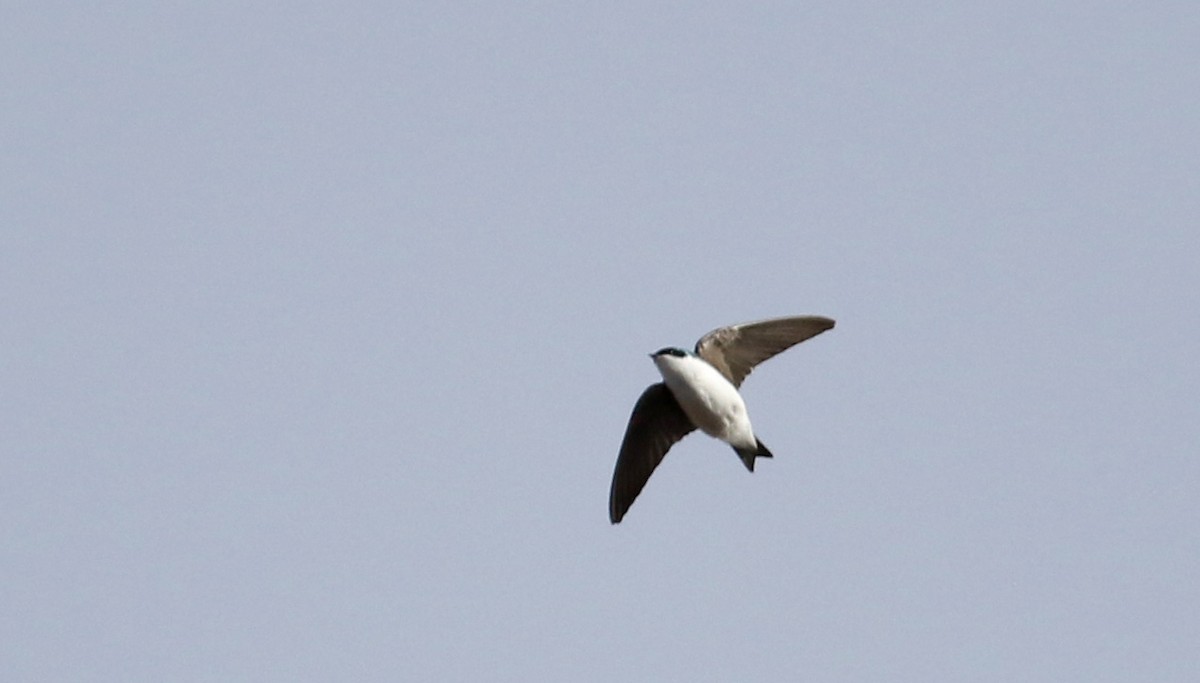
<box><xmin>695</xmin><ymin>315</ymin><xmax>835</xmax><ymax>387</ymax></box>
<box><xmin>608</xmin><ymin>383</ymin><xmax>696</xmax><ymax>524</ymax></box>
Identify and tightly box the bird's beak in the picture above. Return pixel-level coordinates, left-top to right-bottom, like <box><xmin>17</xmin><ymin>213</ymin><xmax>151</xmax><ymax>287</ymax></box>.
<box><xmin>647</xmin><ymin>353</ymin><xmax>655</xmax><ymax>359</ymax></box>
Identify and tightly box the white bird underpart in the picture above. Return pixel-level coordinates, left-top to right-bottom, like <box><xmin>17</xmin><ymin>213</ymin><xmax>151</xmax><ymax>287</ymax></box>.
<box><xmin>652</xmin><ymin>351</ymin><xmax>758</xmax><ymax>455</ymax></box>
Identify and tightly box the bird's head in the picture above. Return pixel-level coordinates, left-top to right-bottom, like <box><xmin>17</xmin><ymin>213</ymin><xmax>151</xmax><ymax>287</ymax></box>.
<box><xmin>649</xmin><ymin>347</ymin><xmax>690</xmax><ymax>367</ymax></box>
<box><xmin>650</xmin><ymin>347</ymin><xmax>688</xmax><ymax>358</ymax></box>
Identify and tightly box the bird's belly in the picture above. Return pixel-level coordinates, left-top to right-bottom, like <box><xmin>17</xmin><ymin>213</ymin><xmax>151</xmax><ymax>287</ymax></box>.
<box><xmin>665</xmin><ymin>377</ymin><xmax>745</xmax><ymax>440</ymax></box>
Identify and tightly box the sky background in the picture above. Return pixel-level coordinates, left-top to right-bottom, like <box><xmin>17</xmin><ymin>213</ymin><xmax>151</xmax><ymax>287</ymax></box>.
<box><xmin>3</xmin><ymin>2</ymin><xmax>1198</xmax><ymax>681</ymax></box>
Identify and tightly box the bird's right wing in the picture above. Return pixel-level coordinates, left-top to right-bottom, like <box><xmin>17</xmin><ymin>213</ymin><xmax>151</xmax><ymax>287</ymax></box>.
<box><xmin>608</xmin><ymin>383</ymin><xmax>696</xmax><ymax>524</ymax></box>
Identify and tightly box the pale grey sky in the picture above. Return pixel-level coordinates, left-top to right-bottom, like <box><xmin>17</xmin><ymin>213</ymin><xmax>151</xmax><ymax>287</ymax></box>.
<box><xmin>3</xmin><ymin>2</ymin><xmax>1198</xmax><ymax>681</ymax></box>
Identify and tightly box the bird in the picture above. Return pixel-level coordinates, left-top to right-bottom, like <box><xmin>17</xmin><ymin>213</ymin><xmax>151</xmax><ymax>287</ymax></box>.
<box><xmin>608</xmin><ymin>315</ymin><xmax>835</xmax><ymax>524</ymax></box>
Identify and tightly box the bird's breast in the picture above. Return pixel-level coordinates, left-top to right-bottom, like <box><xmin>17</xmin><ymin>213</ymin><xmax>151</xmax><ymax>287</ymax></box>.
<box><xmin>655</xmin><ymin>356</ymin><xmax>746</xmax><ymax>438</ymax></box>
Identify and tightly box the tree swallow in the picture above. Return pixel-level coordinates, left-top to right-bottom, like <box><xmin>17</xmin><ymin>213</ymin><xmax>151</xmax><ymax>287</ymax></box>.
<box><xmin>608</xmin><ymin>315</ymin><xmax>835</xmax><ymax>524</ymax></box>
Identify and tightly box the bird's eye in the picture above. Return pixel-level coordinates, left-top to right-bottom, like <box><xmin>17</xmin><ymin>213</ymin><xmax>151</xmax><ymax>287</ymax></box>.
<box><xmin>669</xmin><ymin>348</ymin><xmax>685</xmax><ymax>357</ymax></box>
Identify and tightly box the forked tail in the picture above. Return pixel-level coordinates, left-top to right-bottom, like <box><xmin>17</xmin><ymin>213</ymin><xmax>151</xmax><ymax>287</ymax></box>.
<box><xmin>733</xmin><ymin>438</ymin><xmax>773</xmax><ymax>472</ymax></box>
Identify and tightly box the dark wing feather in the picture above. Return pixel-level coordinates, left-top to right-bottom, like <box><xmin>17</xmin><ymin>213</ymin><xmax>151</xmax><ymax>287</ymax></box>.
<box><xmin>608</xmin><ymin>383</ymin><xmax>696</xmax><ymax>524</ymax></box>
<box><xmin>695</xmin><ymin>315</ymin><xmax>835</xmax><ymax>387</ymax></box>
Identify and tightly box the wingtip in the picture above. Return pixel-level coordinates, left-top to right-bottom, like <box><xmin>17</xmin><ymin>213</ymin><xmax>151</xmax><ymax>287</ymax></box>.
<box><xmin>609</xmin><ymin>498</ymin><xmax>626</xmax><ymax>524</ymax></box>
<box><xmin>805</xmin><ymin>315</ymin><xmax>836</xmax><ymax>332</ymax></box>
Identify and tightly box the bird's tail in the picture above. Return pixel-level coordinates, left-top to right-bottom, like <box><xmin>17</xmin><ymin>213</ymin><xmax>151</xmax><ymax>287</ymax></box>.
<box><xmin>733</xmin><ymin>438</ymin><xmax>773</xmax><ymax>472</ymax></box>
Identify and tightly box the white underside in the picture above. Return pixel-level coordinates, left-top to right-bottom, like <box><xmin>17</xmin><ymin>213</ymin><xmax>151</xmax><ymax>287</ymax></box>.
<box><xmin>653</xmin><ymin>354</ymin><xmax>757</xmax><ymax>450</ymax></box>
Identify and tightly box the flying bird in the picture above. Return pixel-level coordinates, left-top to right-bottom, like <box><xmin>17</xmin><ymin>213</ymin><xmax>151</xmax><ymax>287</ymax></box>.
<box><xmin>608</xmin><ymin>315</ymin><xmax>835</xmax><ymax>524</ymax></box>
